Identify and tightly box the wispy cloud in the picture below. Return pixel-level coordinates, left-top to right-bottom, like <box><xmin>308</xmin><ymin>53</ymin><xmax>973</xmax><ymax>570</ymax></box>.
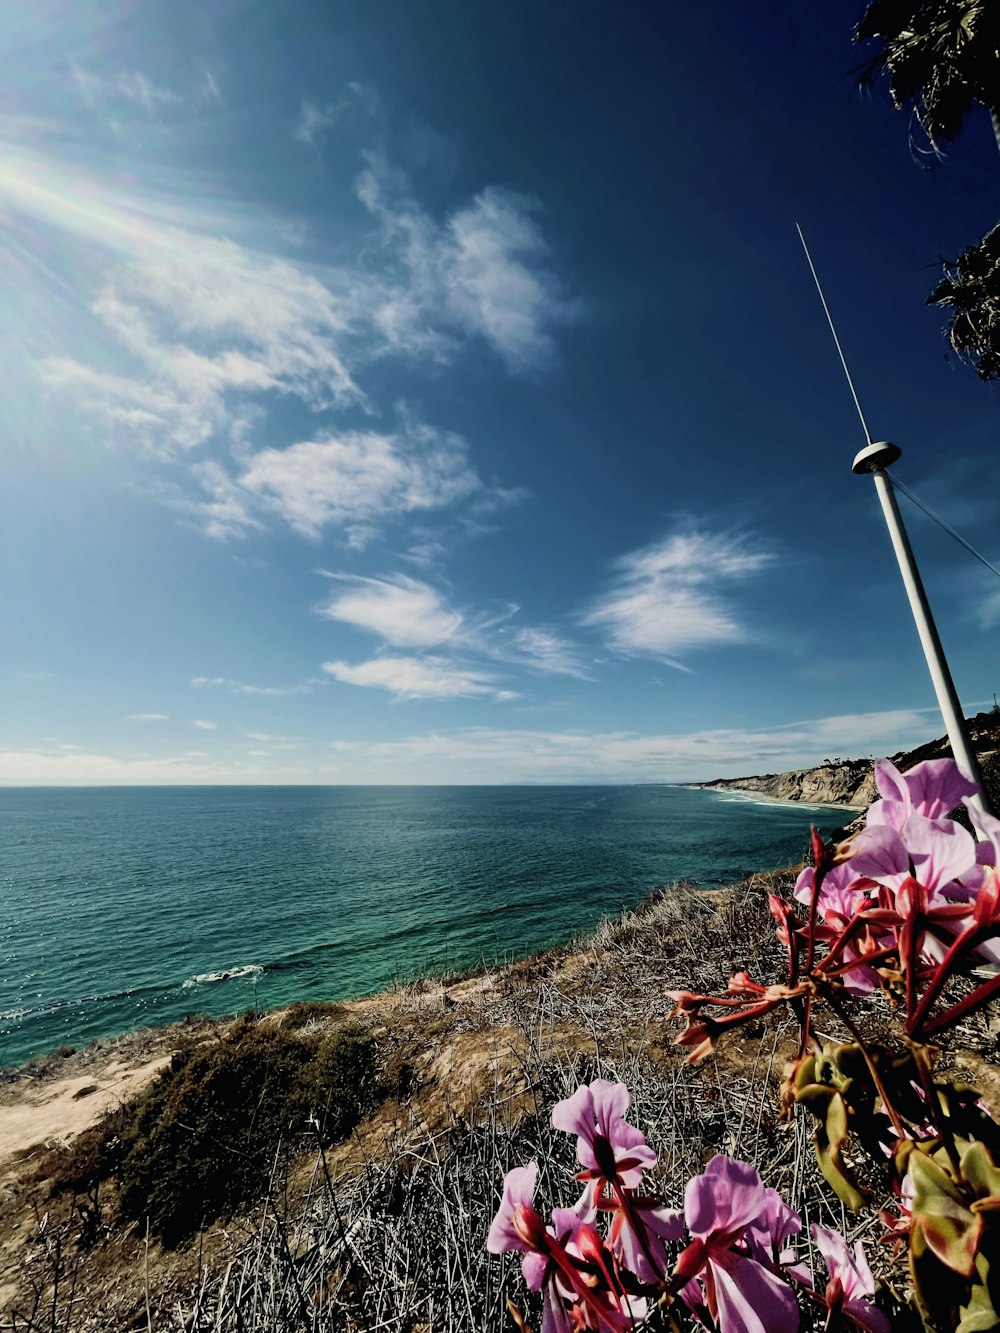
<box><xmin>126</xmin><ymin>712</ymin><xmax>169</xmax><ymax>721</ymax></box>
<box><xmin>73</xmin><ymin>67</ymin><xmax>180</xmax><ymax>116</ymax></box>
<box><xmin>583</xmin><ymin>530</ymin><xmax>774</xmax><ymax>668</ymax></box>
<box><xmin>0</xmin><ymin>707</ymin><xmax>937</xmax><ymax>785</ymax></box>
<box><xmin>0</xmin><ymin>748</ymin><xmax>288</xmax><ymax>785</ymax></box>
<box><xmin>20</xmin><ymin>135</ymin><xmax>571</xmax><ymax>452</ymax></box>
<box><xmin>235</xmin><ymin>417</ymin><xmax>482</xmax><ymax>541</ymax></box>
<box><xmin>907</xmin><ymin>455</ymin><xmax>1000</xmax><ymax>530</ymax></box>
<box><xmin>358</xmin><ymin>163</ymin><xmax>577</xmax><ymax>370</ymax></box>
<box><xmin>317</xmin><ymin>571</ymin><xmax>590</xmax><ymax>682</ymax></box>
<box><xmin>192</xmin><ymin>718</ymin><xmax>218</xmax><ymax>730</ymax></box>
<box><xmin>294</xmin><ymin>100</ymin><xmax>340</xmax><ymax>150</ymax></box>
<box><xmin>42</xmin><ymin>235</ymin><xmax>363</xmax><ymax>458</ymax></box>
<box><xmin>500</xmin><ymin>626</ymin><xmax>591</xmax><ymax>678</ymax></box>
<box><xmin>191</xmin><ymin>676</ymin><xmax>311</xmax><ymax>696</ymax></box>
<box><xmin>322</xmin><ymin>655</ymin><xmax>506</xmax><ymax>701</ymax></box>
<box><xmin>7</xmin><ymin>108</ymin><xmax>575</xmax><ymax>554</ymax></box>
<box><xmin>318</xmin><ymin>574</ymin><xmax>462</xmax><ymax>647</ymax></box>
<box><xmin>973</xmin><ymin>580</ymin><xmax>1000</xmax><ymax>632</ymax></box>
<box><xmin>326</xmin><ymin>708</ymin><xmax>935</xmax><ymax>782</ymax></box>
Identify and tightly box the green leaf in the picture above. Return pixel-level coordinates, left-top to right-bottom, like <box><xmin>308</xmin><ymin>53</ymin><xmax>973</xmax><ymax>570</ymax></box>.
<box><xmin>957</xmin><ymin>1250</ymin><xmax>999</xmax><ymax>1333</ymax></box>
<box><xmin>815</xmin><ymin>1087</ymin><xmax>868</xmax><ymax>1210</ymax></box>
<box><xmin>909</xmin><ymin>1149</ymin><xmax>982</xmax><ymax>1278</ymax></box>
<box><xmin>963</xmin><ymin>1142</ymin><xmax>1000</xmax><ymax>1212</ymax></box>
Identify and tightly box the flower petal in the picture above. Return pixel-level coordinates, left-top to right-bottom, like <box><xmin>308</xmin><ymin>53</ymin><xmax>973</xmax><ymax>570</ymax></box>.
<box><xmin>685</xmin><ymin>1156</ymin><xmax>767</xmax><ymax>1238</ymax></box>
<box><xmin>710</xmin><ymin>1250</ymin><xmax>800</xmax><ymax>1333</ymax></box>
<box><xmin>589</xmin><ymin>1079</ymin><xmax>631</xmax><ymax>1140</ymax></box>
<box><xmin>904</xmin><ymin>759</ymin><xmax>979</xmax><ymax>821</ymax></box>
<box><xmin>487</xmin><ymin>1162</ymin><xmax>538</xmax><ymax>1253</ymax></box>
<box><xmin>902</xmin><ymin>813</ymin><xmax>977</xmax><ymax>895</ymax></box>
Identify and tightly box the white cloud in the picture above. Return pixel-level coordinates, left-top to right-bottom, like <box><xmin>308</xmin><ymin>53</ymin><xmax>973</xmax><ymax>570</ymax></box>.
<box><xmin>8</xmin><ymin>119</ymin><xmax>572</xmax><ymax>551</ymax></box>
<box><xmin>583</xmin><ymin>530</ymin><xmax>773</xmax><ymax>668</ymax></box>
<box><xmin>191</xmin><ymin>676</ymin><xmax>311</xmax><ymax>696</ymax></box>
<box><xmin>318</xmin><ymin>573</ymin><xmax>463</xmax><ymax>647</ymax></box>
<box><xmin>324</xmin><ymin>708</ymin><xmax>935</xmax><ymax>783</ymax></box>
<box><xmin>317</xmin><ymin>572</ymin><xmax>588</xmax><ymax>679</ymax></box>
<box><xmin>444</xmin><ymin>188</ymin><xmax>569</xmax><ymax>369</ymax></box>
<box><xmin>0</xmin><ymin>748</ymin><xmax>277</xmax><ymax>785</ymax></box>
<box><xmin>358</xmin><ymin>165</ymin><xmax>575</xmax><ymax>370</ymax></box>
<box><xmin>975</xmin><ymin>583</ymin><xmax>1000</xmax><ymax>631</ymax></box>
<box><xmin>199</xmin><ymin>70</ymin><xmax>224</xmax><ymax>106</ymax></box>
<box><xmin>322</xmin><ymin>655</ymin><xmax>504</xmax><ymax>700</ymax></box>
<box><xmin>186</xmin><ymin>461</ymin><xmax>263</xmax><ymax>540</ymax></box>
<box><xmin>74</xmin><ymin>67</ymin><xmax>180</xmax><ymax>115</ymax></box>
<box><xmin>235</xmin><ymin>419</ymin><xmax>482</xmax><ymax>540</ymax></box>
<box><xmin>0</xmin><ymin>707</ymin><xmax>938</xmax><ymax>785</ymax></box>
<box><xmin>193</xmin><ymin>718</ymin><xmax>218</xmax><ymax>730</ymax></box>
<box><xmin>294</xmin><ymin>100</ymin><xmax>340</xmax><ymax>149</ymax></box>
<box><xmin>126</xmin><ymin>712</ymin><xmax>169</xmax><ymax>721</ymax></box>
<box><xmin>502</xmin><ymin>626</ymin><xmax>590</xmax><ymax>678</ymax></box>
<box><xmin>908</xmin><ymin>455</ymin><xmax>1000</xmax><ymax>530</ymax></box>
<box><xmin>25</xmin><ymin>139</ymin><xmax>570</xmax><ymax>468</ymax></box>
<box><xmin>43</xmin><ymin>236</ymin><xmax>362</xmax><ymax>458</ymax></box>
<box><xmin>243</xmin><ymin>731</ymin><xmax>300</xmax><ymax>743</ymax></box>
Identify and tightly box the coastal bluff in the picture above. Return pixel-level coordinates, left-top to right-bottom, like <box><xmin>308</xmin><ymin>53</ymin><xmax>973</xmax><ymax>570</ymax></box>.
<box><xmin>696</xmin><ymin>709</ymin><xmax>1000</xmax><ymax>808</ymax></box>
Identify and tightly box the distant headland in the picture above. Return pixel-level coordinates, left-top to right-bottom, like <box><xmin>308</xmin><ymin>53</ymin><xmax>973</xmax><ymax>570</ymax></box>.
<box><xmin>694</xmin><ymin>709</ymin><xmax>1000</xmax><ymax>808</ymax></box>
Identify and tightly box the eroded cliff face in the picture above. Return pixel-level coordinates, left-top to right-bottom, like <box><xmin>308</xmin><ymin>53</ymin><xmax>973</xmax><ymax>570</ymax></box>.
<box><xmin>698</xmin><ymin>711</ymin><xmax>1000</xmax><ymax>809</ymax></box>
<box><xmin>700</xmin><ymin>762</ymin><xmax>874</xmax><ymax>807</ymax></box>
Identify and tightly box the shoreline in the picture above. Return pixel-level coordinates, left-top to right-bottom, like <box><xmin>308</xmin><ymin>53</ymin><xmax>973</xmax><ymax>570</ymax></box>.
<box><xmin>692</xmin><ymin>783</ymin><xmax>860</xmax><ymax>812</ymax></box>
<box><xmin>0</xmin><ymin>876</ymin><xmax>752</xmax><ymax>1081</ymax></box>
<box><xmin>0</xmin><ymin>875</ymin><xmax>793</xmax><ymax>1323</ymax></box>
<box><xmin>5</xmin><ymin>862</ymin><xmax>997</xmax><ymax>1330</ymax></box>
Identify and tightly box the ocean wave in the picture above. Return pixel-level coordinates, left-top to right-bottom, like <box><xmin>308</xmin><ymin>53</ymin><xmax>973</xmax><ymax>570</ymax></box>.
<box><xmin>182</xmin><ymin>964</ymin><xmax>263</xmax><ymax>989</ymax></box>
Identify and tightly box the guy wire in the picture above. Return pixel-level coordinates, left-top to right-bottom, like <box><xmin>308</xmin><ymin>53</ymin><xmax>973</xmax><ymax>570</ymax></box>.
<box><xmin>891</xmin><ymin>473</ymin><xmax>1000</xmax><ymax>582</ymax></box>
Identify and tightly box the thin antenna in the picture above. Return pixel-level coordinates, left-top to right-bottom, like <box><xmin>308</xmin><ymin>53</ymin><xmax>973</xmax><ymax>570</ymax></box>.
<box><xmin>796</xmin><ymin>223</ymin><xmax>873</xmax><ymax>446</ymax></box>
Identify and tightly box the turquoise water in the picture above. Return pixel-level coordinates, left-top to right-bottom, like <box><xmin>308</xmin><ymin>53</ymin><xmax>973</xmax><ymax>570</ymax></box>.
<box><xmin>0</xmin><ymin>785</ymin><xmax>846</xmax><ymax>1068</ymax></box>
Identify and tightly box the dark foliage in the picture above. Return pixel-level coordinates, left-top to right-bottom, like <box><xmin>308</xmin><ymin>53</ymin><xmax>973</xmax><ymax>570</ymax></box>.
<box><xmin>47</xmin><ymin>1018</ymin><xmax>379</xmax><ymax>1247</ymax></box>
<box><xmin>855</xmin><ymin>1</ymin><xmax>1000</xmax><ymax>153</ymax></box>
<box><xmin>928</xmin><ymin>222</ymin><xmax>1000</xmax><ymax>378</ymax></box>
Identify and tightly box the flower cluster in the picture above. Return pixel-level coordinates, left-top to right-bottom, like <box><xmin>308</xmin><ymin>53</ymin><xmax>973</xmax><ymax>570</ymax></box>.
<box><xmin>488</xmin><ymin>1078</ymin><xmax>885</xmax><ymax>1332</ymax></box>
<box><xmin>670</xmin><ymin>757</ymin><xmax>1000</xmax><ymax>1061</ymax></box>
<box><xmin>489</xmin><ymin>757</ymin><xmax>1000</xmax><ymax>1330</ymax></box>
<box><xmin>664</xmin><ymin>757</ymin><xmax>1000</xmax><ymax>1327</ymax></box>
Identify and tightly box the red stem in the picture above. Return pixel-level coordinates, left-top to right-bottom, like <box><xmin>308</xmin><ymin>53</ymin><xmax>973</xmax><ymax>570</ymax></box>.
<box><xmin>920</xmin><ymin>969</ymin><xmax>1000</xmax><ymax>1039</ymax></box>
<box><xmin>803</xmin><ymin>845</ymin><xmax>827</xmax><ymax>977</ymax></box>
<box><xmin>908</xmin><ymin>921</ymin><xmax>1000</xmax><ymax>1037</ymax></box>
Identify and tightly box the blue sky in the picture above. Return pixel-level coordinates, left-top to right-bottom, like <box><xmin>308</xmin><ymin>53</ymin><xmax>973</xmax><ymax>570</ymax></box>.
<box><xmin>2</xmin><ymin>1</ymin><xmax>998</xmax><ymax>785</ymax></box>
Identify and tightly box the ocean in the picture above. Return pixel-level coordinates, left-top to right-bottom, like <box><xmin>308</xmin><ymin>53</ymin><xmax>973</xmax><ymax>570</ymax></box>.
<box><xmin>0</xmin><ymin>784</ymin><xmax>848</xmax><ymax>1069</ymax></box>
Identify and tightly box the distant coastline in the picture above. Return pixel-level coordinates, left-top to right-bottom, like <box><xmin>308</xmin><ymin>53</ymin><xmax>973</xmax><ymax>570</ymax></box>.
<box><xmin>692</xmin><ymin>784</ymin><xmax>857</xmax><ymax>812</ymax></box>
<box><xmin>691</xmin><ymin>710</ymin><xmax>1000</xmax><ymax>812</ymax></box>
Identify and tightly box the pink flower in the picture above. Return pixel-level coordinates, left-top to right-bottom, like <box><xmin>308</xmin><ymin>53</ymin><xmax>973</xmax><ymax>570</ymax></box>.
<box><xmin>609</xmin><ymin>1198</ymin><xmax>683</xmax><ymax>1283</ymax></box>
<box><xmin>488</xmin><ymin>1162</ymin><xmax>574</xmax><ymax>1309</ymax></box>
<box><xmin>489</xmin><ymin>1170</ymin><xmax>644</xmax><ymax>1333</ymax></box>
<box><xmin>811</xmin><ymin>1225</ymin><xmax>889</xmax><ymax>1332</ymax></box>
<box><xmin>678</xmin><ymin>1156</ymin><xmax>801</xmax><ymax>1333</ymax></box>
<box><xmin>867</xmin><ymin>757</ymin><xmax>979</xmax><ymax>829</ymax></box>
<box><xmin>487</xmin><ymin>1162</ymin><xmax>548</xmax><ymax>1258</ymax></box>
<box><xmin>552</xmin><ymin>1079</ymin><xmax>656</xmax><ymax>1190</ymax></box>
<box><xmin>793</xmin><ymin>859</ymin><xmax>868</xmax><ymax>913</ymax></box>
